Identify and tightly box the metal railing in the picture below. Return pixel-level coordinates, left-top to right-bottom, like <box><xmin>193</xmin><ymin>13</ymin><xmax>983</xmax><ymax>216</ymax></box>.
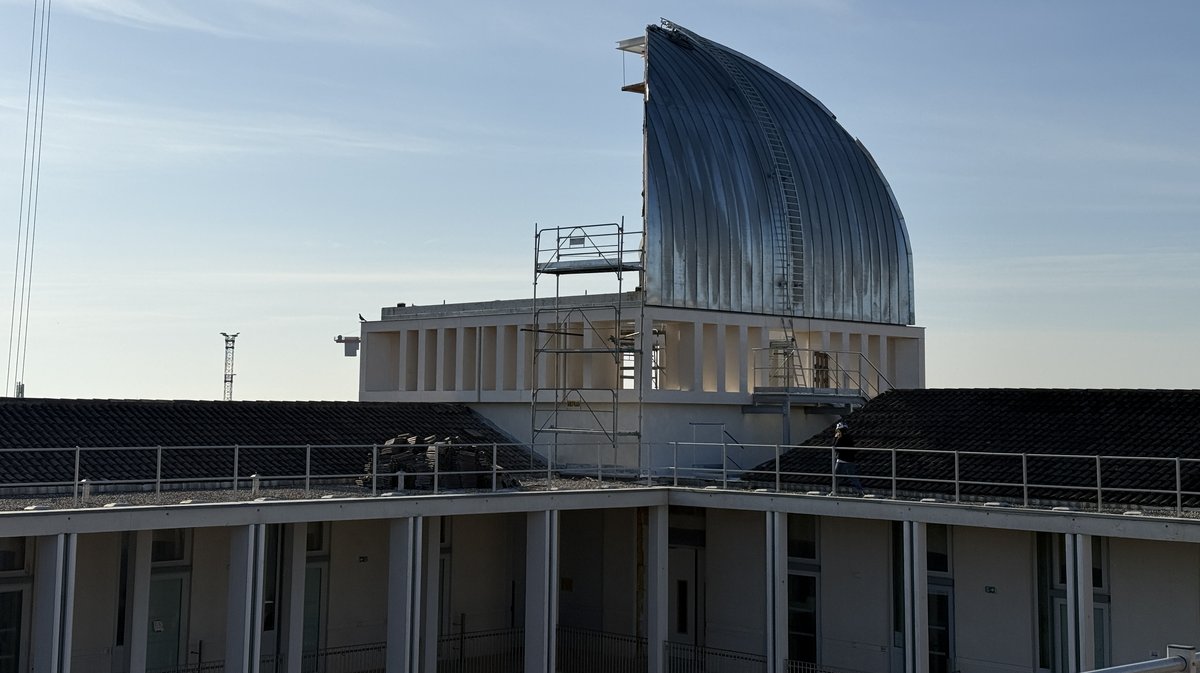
<box><xmin>436</xmin><ymin>627</ymin><xmax>524</xmax><ymax>673</ymax></box>
<box><xmin>664</xmin><ymin>642</ymin><xmax>767</xmax><ymax>673</ymax></box>
<box><xmin>751</xmin><ymin>347</ymin><xmax>891</xmax><ymax>399</ymax></box>
<box><xmin>558</xmin><ymin>626</ymin><xmax>647</xmax><ymax>673</ymax></box>
<box><xmin>4</xmin><ymin>439</ymin><xmax>1200</xmax><ymax>518</ymax></box>
<box><xmin>786</xmin><ymin>660</ymin><xmax>872</xmax><ymax>673</ymax></box>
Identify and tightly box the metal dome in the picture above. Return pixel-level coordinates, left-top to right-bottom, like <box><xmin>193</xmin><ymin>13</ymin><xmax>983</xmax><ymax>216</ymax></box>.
<box><xmin>640</xmin><ymin>20</ymin><xmax>915</xmax><ymax>325</ymax></box>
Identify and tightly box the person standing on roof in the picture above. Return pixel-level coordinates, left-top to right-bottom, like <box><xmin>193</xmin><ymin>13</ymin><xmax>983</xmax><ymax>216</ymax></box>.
<box><xmin>833</xmin><ymin>421</ymin><xmax>864</xmax><ymax>495</ymax></box>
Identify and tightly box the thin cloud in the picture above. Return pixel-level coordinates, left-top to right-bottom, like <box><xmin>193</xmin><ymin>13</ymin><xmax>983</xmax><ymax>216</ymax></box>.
<box><xmin>50</xmin><ymin>0</ymin><xmax>427</xmax><ymax>45</ymax></box>
<box><xmin>0</xmin><ymin>94</ymin><xmax>445</xmax><ymax>168</ymax></box>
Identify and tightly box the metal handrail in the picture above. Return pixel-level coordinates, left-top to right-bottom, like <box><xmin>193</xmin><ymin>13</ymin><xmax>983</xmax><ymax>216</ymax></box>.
<box><xmin>5</xmin><ymin>440</ymin><xmax>1200</xmax><ymax>517</ymax></box>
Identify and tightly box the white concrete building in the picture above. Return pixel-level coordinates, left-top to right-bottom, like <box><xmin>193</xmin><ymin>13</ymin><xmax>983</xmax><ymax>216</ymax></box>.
<box><xmin>5</xmin><ymin>20</ymin><xmax>1197</xmax><ymax>673</ymax></box>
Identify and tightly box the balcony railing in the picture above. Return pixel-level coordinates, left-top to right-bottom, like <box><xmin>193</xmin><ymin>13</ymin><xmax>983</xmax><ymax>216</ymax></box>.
<box><xmin>2</xmin><ymin>439</ymin><xmax>1200</xmax><ymax>518</ymax></box>
<box><xmin>437</xmin><ymin>627</ymin><xmax>524</xmax><ymax>673</ymax></box>
<box><xmin>557</xmin><ymin>625</ymin><xmax>647</xmax><ymax>673</ymax></box>
<box><xmin>664</xmin><ymin>642</ymin><xmax>767</xmax><ymax>673</ymax></box>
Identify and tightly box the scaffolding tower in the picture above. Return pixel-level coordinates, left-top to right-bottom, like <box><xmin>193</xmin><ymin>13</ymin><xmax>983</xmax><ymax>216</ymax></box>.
<box><xmin>221</xmin><ymin>332</ymin><xmax>239</xmax><ymax>401</ymax></box>
<box><xmin>531</xmin><ymin>220</ymin><xmax>645</xmax><ymax>468</ymax></box>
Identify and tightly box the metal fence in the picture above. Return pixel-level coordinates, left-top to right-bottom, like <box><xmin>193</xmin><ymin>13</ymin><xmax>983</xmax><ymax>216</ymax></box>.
<box><xmin>557</xmin><ymin>625</ymin><xmax>647</xmax><ymax>673</ymax></box>
<box><xmin>664</xmin><ymin>642</ymin><xmax>767</xmax><ymax>673</ymax></box>
<box><xmin>436</xmin><ymin>627</ymin><xmax>524</xmax><ymax>673</ymax></box>
<box><xmin>785</xmin><ymin>659</ymin><xmax>872</xmax><ymax>673</ymax></box>
<box><xmin>3</xmin><ymin>439</ymin><xmax>1200</xmax><ymax>517</ymax></box>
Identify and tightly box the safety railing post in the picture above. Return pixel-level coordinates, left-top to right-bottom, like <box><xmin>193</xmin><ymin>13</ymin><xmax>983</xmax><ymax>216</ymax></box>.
<box><xmin>954</xmin><ymin>451</ymin><xmax>961</xmax><ymax>503</ymax></box>
<box><xmin>597</xmin><ymin>443</ymin><xmax>603</xmax><ymax>483</ymax></box>
<box><xmin>831</xmin><ymin>448</ymin><xmax>838</xmax><ymax>495</ymax></box>
<box><xmin>1095</xmin><ymin>455</ymin><xmax>1103</xmax><ymax>512</ymax></box>
<box><xmin>304</xmin><ymin>445</ymin><xmax>311</xmax><ymax>496</ymax></box>
<box><xmin>434</xmin><ymin>446</ymin><xmax>440</xmax><ymax>493</ymax></box>
<box><xmin>546</xmin><ymin>444</ymin><xmax>553</xmax><ymax>488</ymax></box>
<box><xmin>1177</xmin><ymin>458</ymin><xmax>1183</xmax><ymax>517</ymax></box>
<box><xmin>492</xmin><ymin>444</ymin><xmax>498</xmax><ymax>492</ymax></box>
<box><xmin>722</xmin><ymin>439</ymin><xmax>728</xmax><ymax>489</ymax></box>
<box><xmin>371</xmin><ymin>444</ymin><xmax>378</xmax><ymax>496</ymax></box>
<box><xmin>891</xmin><ymin>449</ymin><xmax>897</xmax><ymax>499</ymax></box>
<box><xmin>774</xmin><ymin>445</ymin><xmax>781</xmax><ymax>492</ymax></box>
<box><xmin>673</xmin><ymin>442</ymin><xmax>679</xmax><ymax>486</ymax></box>
<box><xmin>1022</xmin><ymin>453</ymin><xmax>1029</xmax><ymax>507</ymax></box>
<box><xmin>156</xmin><ymin>446</ymin><xmax>163</xmax><ymax>496</ymax></box>
<box><xmin>232</xmin><ymin>444</ymin><xmax>239</xmax><ymax>492</ymax></box>
<box><xmin>73</xmin><ymin>447</ymin><xmax>81</xmax><ymax>508</ymax></box>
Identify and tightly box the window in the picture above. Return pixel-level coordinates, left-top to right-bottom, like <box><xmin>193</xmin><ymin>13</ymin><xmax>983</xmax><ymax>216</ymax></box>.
<box><xmin>0</xmin><ymin>539</ymin><xmax>25</xmax><ymax>573</ymax></box>
<box><xmin>151</xmin><ymin>529</ymin><xmax>188</xmax><ymax>564</ymax></box>
<box><xmin>1038</xmin><ymin>533</ymin><xmax>1109</xmax><ymax>672</ymax></box>
<box><xmin>787</xmin><ymin>514</ymin><xmax>818</xmax><ymax>560</ymax></box>
<box><xmin>787</xmin><ymin>515</ymin><xmax>820</xmax><ymax>663</ymax></box>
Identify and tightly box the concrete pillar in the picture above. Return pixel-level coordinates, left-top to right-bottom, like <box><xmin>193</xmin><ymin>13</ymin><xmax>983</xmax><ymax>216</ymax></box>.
<box><xmin>387</xmin><ymin>518</ymin><xmax>422</xmax><ymax>673</ymax></box>
<box><xmin>31</xmin><ymin>533</ymin><xmax>76</xmax><ymax>673</ymax></box>
<box><xmin>417</xmin><ymin>329</ymin><xmax>430</xmax><ymax>392</ymax></box>
<box><xmin>278</xmin><ymin>524</ymin><xmax>307</xmax><ymax>673</ymax></box>
<box><xmin>226</xmin><ymin>524</ymin><xmax>265</xmax><ymax>673</ymax></box>
<box><xmin>1065</xmin><ymin>534</ymin><xmax>1095</xmax><ymax>673</ymax></box>
<box><xmin>765</xmin><ymin>513</ymin><xmax>787</xmax><ymax>673</ymax></box>
<box><xmin>736</xmin><ymin>325</ymin><xmax>748</xmax><ymax>393</ymax></box>
<box><xmin>420</xmin><ymin>517</ymin><xmax>441</xmax><ymax>673</ymax></box>
<box><xmin>525</xmin><ymin>511</ymin><xmax>559</xmax><ymax>673</ymax></box>
<box><xmin>903</xmin><ymin>521</ymin><xmax>929</xmax><ymax>673</ymax></box>
<box><xmin>127</xmin><ymin>530</ymin><xmax>153</xmax><ymax>673</ymax></box>
<box><xmin>646</xmin><ymin>505</ymin><xmax>668</xmax><ymax>673</ymax></box>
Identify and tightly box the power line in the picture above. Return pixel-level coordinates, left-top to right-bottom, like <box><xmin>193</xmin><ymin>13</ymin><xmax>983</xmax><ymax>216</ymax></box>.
<box><xmin>5</xmin><ymin>0</ymin><xmax>54</xmax><ymax>398</ymax></box>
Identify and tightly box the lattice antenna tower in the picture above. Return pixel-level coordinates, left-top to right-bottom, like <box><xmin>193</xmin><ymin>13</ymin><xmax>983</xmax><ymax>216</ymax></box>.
<box><xmin>220</xmin><ymin>332</ymin><xmax>239</xmax><ymax>401</ymax></box>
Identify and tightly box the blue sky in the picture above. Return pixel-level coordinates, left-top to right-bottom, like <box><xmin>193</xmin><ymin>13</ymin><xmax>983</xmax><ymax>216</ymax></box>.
<box><xmin>0</xmin><ymin>0</ymin><xmax>1197</xmax><ymax>400</ymax></box>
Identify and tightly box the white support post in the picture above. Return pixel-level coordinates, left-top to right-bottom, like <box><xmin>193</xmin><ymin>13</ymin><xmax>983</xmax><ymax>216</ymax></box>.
<box><xmin>525</xmin><ymin>511</ymin><xmax>559</xmax><ymax>673</ymax></box>
<box><xmin>737</xmin><ymin>325</ymin><xmax>749</xmax><ymax>393</ymax></box>
<box><xmin>1074</xmin><ymin>534</ymin><xmax>1096</xmax><ymax>672</ymax></box>
<box><xmin>691</xmin><ymin>321</ymin><xmax>703</xmax><ymax>393</ymax></box>
<box><xmin>417</xmin><ymin>329</ymin><xmax>429</xmax><ymax>392</ymax></box>
<box><xmin>226</xmin><ymin>524</ymin><xmax>265</xmax><ymax>673</ymax></box>
<box><xmin>420</xmin><ymin>517</ymin><xmax>441</xmax><ymax>673</ymax></box>
<box><xmin>127</xmin><ymin>530</ymin><xmax>153</xmax><ymax>673</ymax></box>
<box><xmin>647</xmin><ymin>505</ymin><xmax>669</xmax><ymax>673</ymax></box>
<box><xmin>1066</xmin><ymin>534</ymin><xmax>1079</xmax><ymax>673</ymax></box>
<box><xmin>32</xmin><ymin>533</ymin><xmax>76</xmax><ymax>673</ymax></box>
<box><xmin>279</xmin><ymin>524</ymin><xmax>307</xmax><ymax>673</ymax></box>
<box><xmin>903</xmin><ymin>521</ymin><xmax>929</xmax><ymax>673</ymax></box>
<box><xmin>766</xmin><ymin>513</ymin><xmax>788</xmax><ymax>673</ymax></box>
<box><xmin>387</xmin><ymin>518</ymin><xmax>422</xmax><ymax>673</ymax></box>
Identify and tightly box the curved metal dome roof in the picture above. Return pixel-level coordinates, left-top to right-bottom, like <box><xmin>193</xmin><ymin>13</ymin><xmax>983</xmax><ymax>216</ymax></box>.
<box><xmin>640</xmin><ymin>21</ymin><xmax>915</xmax><ymax>325</ymax></box>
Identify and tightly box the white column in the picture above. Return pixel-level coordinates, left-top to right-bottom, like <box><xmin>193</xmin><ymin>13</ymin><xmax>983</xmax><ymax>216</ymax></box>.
<box><xmin>525</xmin><ymin>511</ymin><xmax>559</xmax><ymax>673</ymax></box>
<box><xmin>765</xmin><ymin>513</ymin><xmax>787</xmax><ymax>673</ymax></box>
<box><xmin>226</xmin><ymin>524</ymin><xmax>266</xmax><ymax>673</ymax></box>
<box><xmin>420</xmin><ymin>517</ymin><xmax>441</xmax><ymax>673</ymax></box>
<box><xmin>279</xmin><ymin>524</ymin><xmax>307</xmax><ymax>673</ymax></box>
<box><xmin>737</xmin><ymin>325</ymin><xmax>749</xmax><ymax>393</ymax></box>
<box><xmin>32</xmin><ymin>533</ymin><xmax>76</xmax><ymax>673</ymax></box>
<box><xmin>386</xmin><ymin>518</ymin><xmax>422</xmax><ymax>673</ymax></box>
<box><xmin>417</xmin><ymin>329</ymin><xmax>430</xmax><ymax>392</ymax></box>
<box><xmin>1075</xmin><ymin>532</ymin><xmax>1094</xmax><ymax>667</ymax></box>
<box><xmin>903</xmin><ymin>521</ymin><xmax>928</xmax><ymax>673</ymax></box>
<box><xmin>646</xmin><ymin>505</ymin><xmax>668</xmax><ymax>673</ymax></box>
<box><xmin>714</xmin><ymin>324</ymin><xmax>727</xmax><ymax>393</ymax></box>
<box><xmin>127</xmin><ymin>530</ymin><xmax>153</xmax><ymax>673</ymax></box>
<box><xmin>691</xmin><ymin>321</ymin><xmax>703</xmax><ymax>392</ymax></box>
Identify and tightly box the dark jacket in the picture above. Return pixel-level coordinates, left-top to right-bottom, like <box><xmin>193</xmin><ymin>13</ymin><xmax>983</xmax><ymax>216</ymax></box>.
<box><xmin>833</xmin><ymin>431</ymin><xmax>857</xmax><ymax>462</ymax></box>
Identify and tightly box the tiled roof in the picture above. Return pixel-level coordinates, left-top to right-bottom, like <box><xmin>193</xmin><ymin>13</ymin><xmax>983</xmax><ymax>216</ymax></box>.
<box><xmin>0</xmin><ymin>398</ymin><xmax>533</xmax><ymax>486</ymax></box>
<box><xmin>748</xmin><ymin>389</ymin><xmax>1200</xmax><ymax>506</ymax></box>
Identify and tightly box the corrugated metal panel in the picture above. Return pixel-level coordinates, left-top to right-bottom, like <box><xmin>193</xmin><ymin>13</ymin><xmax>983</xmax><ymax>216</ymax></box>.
<box><xmin>641</xmin><ymin>22</ymin><xmax>915</xmax><ymax>325</ymax></box>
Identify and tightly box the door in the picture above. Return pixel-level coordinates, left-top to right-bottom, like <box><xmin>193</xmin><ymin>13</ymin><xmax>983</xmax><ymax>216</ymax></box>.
<box><xmin>302</xmin><ymin>564</ymin><xmax>325</xmax><ymax>672</ymax></box>
<box><xmin>787</xmin><ymin>573</ymin><xmax>819</xmax><ymax>663</ymax></box>
<box><xmin>147</xmin><ymin>575</ymin><xmax>187</xmax><ymax>672</ymax></box>
<box><xmin>928</xmin><ymin>587</ymin><xmax>953</xmax><ymax>673</ymax></box>
<box><xmin>1052</xmin><ymin>598</ymin><xmax>1109</xmax><ymax>672</ymax></box>
<box><xmin>0</xmin><ymin>588</ymin><xmax>26</xmax><ymax>673</ymax></box>
<box><xmin>668</xmin><ymin>547</ymin><xmax>701</xmax><ymax>645</ymax></box>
